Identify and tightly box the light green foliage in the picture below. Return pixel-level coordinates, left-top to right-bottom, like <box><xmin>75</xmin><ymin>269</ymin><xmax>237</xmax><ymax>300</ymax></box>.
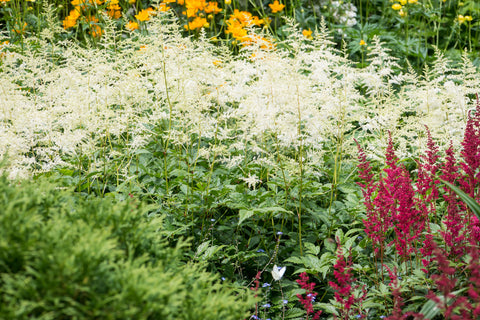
<box><xmin>0</xmin><ymin>174</ymin><xmax>255</xmax><ymax>319</ymax></box>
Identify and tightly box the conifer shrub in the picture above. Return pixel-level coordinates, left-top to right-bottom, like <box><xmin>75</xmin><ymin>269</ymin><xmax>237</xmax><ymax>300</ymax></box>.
<box><xmin>0</xmin><ymin>174</ymin><xmax>255</xmax><ymax>319</ymax></box>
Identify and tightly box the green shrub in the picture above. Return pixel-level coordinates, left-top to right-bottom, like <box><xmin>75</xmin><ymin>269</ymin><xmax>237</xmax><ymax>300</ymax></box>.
<box><xmin>0</xmin><ymin>174</ymin><xmax>255</xmax><ymax>320</ymax></box>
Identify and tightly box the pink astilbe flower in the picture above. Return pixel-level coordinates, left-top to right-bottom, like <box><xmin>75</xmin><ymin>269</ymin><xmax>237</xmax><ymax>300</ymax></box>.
<box><xmin>357</xmin><ymin>135</ymin><xmax>425</xmax><ymax>261</ymax></box>
<box><xmin>458</xmin><ymin>99</ymin><xmax>480</xmax><ymax>243</ymax></box>
<box><xmin>382</xmin><ymin>134</ymin><xmax>424</xmax><ymax>260</ymax></box>
<box><xmin>416</xmin><ymin>126</ymin><xmax>440</xmax><ymax>219</ymax></box>
<box><xmin>417</xmin><ymin>129</ymin><xmax>441</xmax><ymax>265</ymax></box>
<box><xmin>355</xmin><ymin>140</ymin><xmax>391</xmax><ymax>256</ymax></box>
<box><xmin>296</xmin><ymin>272</ymin><xmax>322</xmax><ymax>320</ymax></box>
<box><xmin>439</xmin><ymin>142</ymin><xmax>469</xmax><ymax>257</ymax></box>
<box><xmin>459</xmin><ymin>101</ymin><xmax>480</xmax><ymax>199</ymax></box>
<box><xmin>389</xmin><ymin>167</ymin><xmax>424</xmax><ymax>259</ymax></box>
<box><xmin>426</xmin><ymin>244</ymin><xmax>469</xmax><ymax>320</ymax></box>
<box><xmin>384</xmin><ymin>266</ymin><xmax>406</xmax><ymax>320</ymax></box>
<box><xmin>466</xmin><ymin>244</ymin><xmax>480</xmax><ymax>318</ymax></box>
<box><xmin>384</xmin><ymin>266</ymin><xmax>423</xmax><ymax>320</ymax></box>
<box><xmin>329</xmin><ymin>242</ymin><xmax>366</xmax><ymax>319</ymax></box>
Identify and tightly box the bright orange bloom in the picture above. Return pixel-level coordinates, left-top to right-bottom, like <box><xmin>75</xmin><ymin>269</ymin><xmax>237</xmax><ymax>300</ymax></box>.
<box><xmin>71</xmin><ymin>0</ymin><xmax>86</xmax><ymax>5</ymax></box>
<box><xmin>63</xmin><ymin>8</ymin><xmax>81</xmax><ymax>29</ymax></box>
<box><xmin>302</xmin><ymin>29</ymin><xmax>313</xmax><ymax>39</ymax></box>
<box><xmin>205</xmin><ymin>1</ymin><xmax>221</xmax><ymax>14</ymax></box>
<box><xmin>231</xmin><ymin>9</ymin><xmax>263</xmax><ymax>27</ymax></box>
<box><xmin>135</xmin><ymin>9</ymin><xmax>151</xmax><ymax>21</ymax></box>
<box><xmin>177</xmin><ymin>0</ymin><xmax>185</xmax><ymax>4</ymax></box>
<box><xmin>158</xmin><ymin>2</ymin><xmax>170</xmax><ymax>11</ymax></box>
<box><xmin>225</xmin><ymin>10</ymin><xmax>264</xmax><ymax>42</ymax></box>
<box><xmin>90</xmin><ymin>24</ymin><xmax>102</xmax><ymax>37</ymax></box>
<box><xmin>269</xmin><ymin>0</ymin><xmax>284</xmax><ymax>13</ymax></box>
<box><xmin>107</xmin><ymin>1</ymin><xmax>122</xmax><ymax>19</ymax></box>
<box><xmin>184</xmin><ymin>16</ymin><xmax>207</xmax><ymax>30</ymax></box>
<box><xmin>126</xmin><ymin>21</ymin><xmax>139</xmax><ymax>30</ymax></box>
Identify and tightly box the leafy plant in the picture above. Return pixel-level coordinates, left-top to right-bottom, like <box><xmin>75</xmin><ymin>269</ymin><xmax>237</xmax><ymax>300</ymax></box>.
<box><xmin>0</xmin><ymin>173</ymin><xmax>256</xmax><ymax>319</ymax></box>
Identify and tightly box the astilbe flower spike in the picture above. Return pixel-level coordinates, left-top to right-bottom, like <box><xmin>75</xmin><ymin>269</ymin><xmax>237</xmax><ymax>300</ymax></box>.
<box><xmin>417</xmin><ymin>127</ymin><xmax>441</xmax><ymax>268</ymax></box>
<box><xmin>466</xmin><ymin>244</ymin><xmax>480</xmax><ymax>318</ymax></box>
<box><xmin>459</xmin><ymin>99</ymin><xmax>480</xmax><ymax>242</ymax></box>
<box><xmin>328</xmin><ymin>242</ymin><xmax>366</xmax><ymax>319</ymax></box>
<box><xmin>384</xmin><ymin>265</ymin><xmax>423</xmax><ymax>320</ymax></box>
<box><xmin>415</xmin><ymin>126</ymin><xmax>440</xmax><ymax>220</ymax></box>
<box><xmin>460</xmin><ymin>100</ymin><xmax>480</xmax><ymax>198</ymax></box>
<box><xmin>439</xmin><ymin>142</ymin><xmax>468</xmax><ymax>258</ymax></box>
<box><xmin>425</xmin><ymin>244</ymin><xmax>470</xmax><ymax>320</ymax></box>
<box><xmin>296</xmin><ymin>272</ymin><xmax>322</xmax><ymax>320</ymax></box>
<box><xmin>381</xmin><ymin>134</ymin><xmax>425</xmax><ymax>261</ymax></box>
<box><xmin>355</xmin><ymin>140</ymin><xmax>390</xmax><ymax>258</ymax></box>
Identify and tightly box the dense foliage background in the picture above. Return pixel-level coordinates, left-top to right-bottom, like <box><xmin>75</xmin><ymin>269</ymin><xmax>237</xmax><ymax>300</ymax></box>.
<box><xmin>1</xmin><ymin>0</ymin><xmax>480</xmax><ymax>319</ymax></box>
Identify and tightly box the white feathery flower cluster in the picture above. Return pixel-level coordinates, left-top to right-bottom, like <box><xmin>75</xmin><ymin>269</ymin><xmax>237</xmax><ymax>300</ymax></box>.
<box><xmin>0</xmin><ymin>12</ymin><xmax>478</xmax><ymax>179</ymax></box>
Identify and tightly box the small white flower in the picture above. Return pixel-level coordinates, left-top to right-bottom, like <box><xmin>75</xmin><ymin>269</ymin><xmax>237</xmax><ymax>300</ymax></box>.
<box><xmin>241</xmin><ymin>173</ymin><xmax>261</xmax><ymax>189</ymax></box>
<box><xmin>272</xmin><ymin>265</ymin><xmax>286</xmax><ymax>281</ymax></box>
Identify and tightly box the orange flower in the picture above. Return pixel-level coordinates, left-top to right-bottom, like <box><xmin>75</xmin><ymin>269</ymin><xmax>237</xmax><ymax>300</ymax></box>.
<box><xmin>302</xmin><ymin>29</ymin><xmax>312</xmax><ymax>40</ymax></box>
<box><xmin>63</xmin><ymin>8</ymin><xmax>81</xmax><ymax>29</ymax></box>
<box><xmin>205</xmin><ymin>1</ymin><xmax>221</xmax><ymax>14</ymax></box>
<box><xmin>231</xmin><ymin>9</ymin><xmax>263</xmax><ymax>27</ymax></box>
<box><xmin>12</xmin><ymin>22</ymin><xmax>27</xmax><ymax>34</ymax></box>
<box><xmin>86</xmin><ymin>16</ymin><xmax>102</xmax><ymax>37</ymax></box>
<box><xmin>269</xmin><ymin>0</ymin><xmax>284</xmax><ymax>13</ymax></box>
<box><xmin>90</xmin><ymin>24</ymin><xmax>102</xmax><ymax>37</ymax></box>
<box><xmin>126</xmin><ymin>21</ymin><xmax>139</xmax><ymax>30</ymax></box>
<box><xmin>242</xmin><ymin>34</ymin><xmax>275</xmax><ymax>50</ymax></box>
<box><xmin>184</xmin><ymin>16</ymin><xmax>207</xmax><ymax>30</ymax></box>
<box><xmin>71</xmin><ymin>0</ymin><xmax>86</xmax><ymax>5</ymax></box>
<box><xmin>146</xmin><ymin>7</ymin><xmax>157</xmax><ymax>16</ymax></box>
<box><xmin>135</xmin><ymin>9</ymin><xmax>151</xmax><ymax>21</ymax></box>
<box><xmin>158</xmin><ymin>2</ymin><xmax>170</xmax><ymax>11</ymax></box>
<box><xmin>107</xmin><ymin>1</ymin><xmax>122</xmax><ymax>19</ymax></box>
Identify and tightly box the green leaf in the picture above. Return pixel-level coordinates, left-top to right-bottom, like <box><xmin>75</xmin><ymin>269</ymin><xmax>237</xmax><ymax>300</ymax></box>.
<box><xmin>335</xmin><ymin>228</ymin><xmax>344</xmax><ymax>243</ymax></box>
<box><xmin>304</xmin><ymin>242</ymin><xmax>320</xmax><ymax>255</ymax></box>
<box><xmin>419</xmin><ymin>298</ymin><xmax>441</xmax><ymax>319</ymax></box>
<box><xmin>285</xmin><ymin>256</ymin><xmax>304</xmax><ymax>264</ymax></box>
<box><xmin>238</xmin><ymin>209</ymin><xmax>254</xmax><ymax>225</ymax></box>
<box><xmin>440</xmin><ymin>179</ymin><xmax>480</xmax><ymax>220</ymax></box>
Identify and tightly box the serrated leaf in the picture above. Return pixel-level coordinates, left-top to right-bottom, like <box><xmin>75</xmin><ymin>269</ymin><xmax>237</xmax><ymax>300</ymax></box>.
<box><xmin>345</xmin><ymin>237</ymin><xmax>356</xmax><ymax>252</ymax></box>
<box><xmin>304</xmin><ymin>242</ymin><xmax>320</xmax><ymax>255</ymax></box>
<box><xmin>324</xmin><ymin>238</ymin><xmax>336</xmax><ymax>252</ymax></box>
<box><xmin>304</xmin><ymin>255</ymin><xmax>322</xmax><ymax>271</ymax></box>
<box><xmin>195</xmin><ymin>241</ymin><xmax>210</xmax><ymax>257</ymax></box>
<box><xmin>319</xmin><ymin>265</ymin><xmax>331</xmax><ymax>279</ymax></box>
<box><xmin>379</xmin><ymin>282</ymin><xmax>389</xmax><ymax>295</ymax></box>
<box><xmin>285</xmin><ymin>256</ymin><xmax>304</xmax><ymax>264</ymax></box>
<box><xmin>238</xmin><ymin>209</ymin><xmax>254</xmax><ymax>225</ymax></box>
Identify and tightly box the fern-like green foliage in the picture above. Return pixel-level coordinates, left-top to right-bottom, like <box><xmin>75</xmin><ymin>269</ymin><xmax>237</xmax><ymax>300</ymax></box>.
<box><xmin>0</xmin><ymin>174</ymin><xmax>255</xmax><ymax>319</ymax></box>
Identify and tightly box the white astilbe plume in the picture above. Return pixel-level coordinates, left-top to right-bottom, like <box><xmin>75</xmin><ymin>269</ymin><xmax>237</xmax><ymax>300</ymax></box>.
<box><xmin>0</xmin><ymin>9</ymin><xmax>479</xmax><ymax>179</ymax></box>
